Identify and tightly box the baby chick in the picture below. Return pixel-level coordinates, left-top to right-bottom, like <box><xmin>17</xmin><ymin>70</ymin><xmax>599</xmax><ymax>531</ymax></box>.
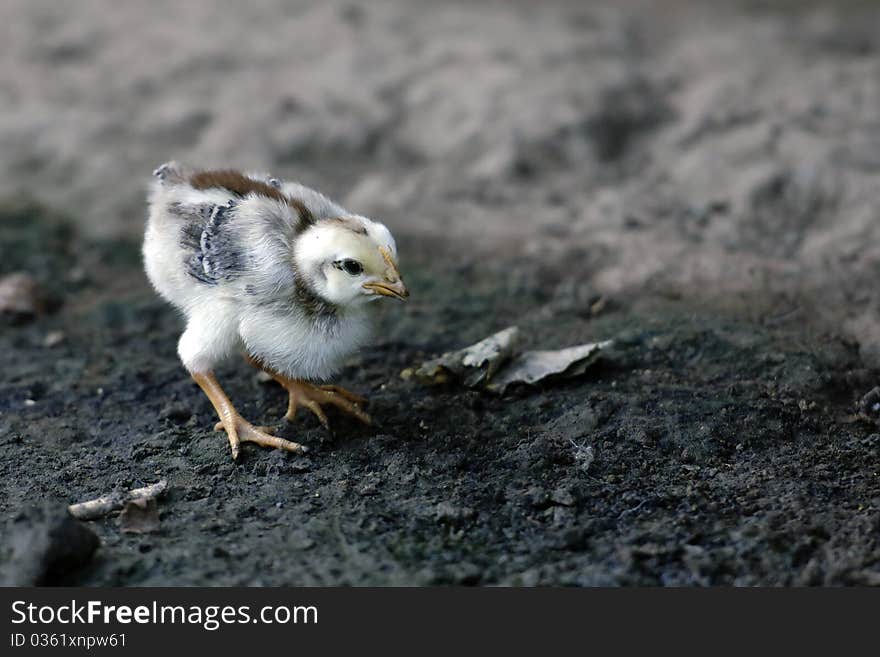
<box><xmin>143</xmin><ymin>162</ymin><xmax>407</xmax><ymax>459</ymax></box>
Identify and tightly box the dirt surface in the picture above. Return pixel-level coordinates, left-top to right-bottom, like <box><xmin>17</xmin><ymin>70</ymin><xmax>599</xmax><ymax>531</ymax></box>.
<box><xmin>2</xmin><ymin>1</ymin><xmax>880</xmax><ymax>586</ymax></box>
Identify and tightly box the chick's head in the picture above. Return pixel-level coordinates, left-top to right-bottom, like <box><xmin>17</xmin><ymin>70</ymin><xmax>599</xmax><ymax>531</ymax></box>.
<box><xmin>294</xmin><ymin>217</ymin><xmax>408</xmax><ymax>307</ymax></box>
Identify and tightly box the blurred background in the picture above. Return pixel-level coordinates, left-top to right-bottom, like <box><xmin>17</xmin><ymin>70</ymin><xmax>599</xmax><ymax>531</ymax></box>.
<box><xmin>1</xmin><ymin>0</ymin><xmax>879</xmax><ymax>362</ymax></box>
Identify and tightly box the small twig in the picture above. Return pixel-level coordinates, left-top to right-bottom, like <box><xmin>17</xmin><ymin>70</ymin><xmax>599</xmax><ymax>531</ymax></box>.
<box><xmin>68</xmin><ymin>480</ymin><xmax>168</xmax><ymax>520</ymax></box>
<box><xmin>618</xmin><ymin>498</ymin><xmax>649</xmax><ymax>519</ymax></box>
<box><xmin>761</xmin><ymin>305</ymin><xmax>802</xmax><ymax>326</ymax></box>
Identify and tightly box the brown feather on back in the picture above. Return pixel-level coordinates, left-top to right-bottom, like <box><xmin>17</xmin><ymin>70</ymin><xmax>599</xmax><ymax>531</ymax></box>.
<box><xmin>189</xmin><ymin>169</ymin><xmax>314</xmax><ymax>228</ymax></box>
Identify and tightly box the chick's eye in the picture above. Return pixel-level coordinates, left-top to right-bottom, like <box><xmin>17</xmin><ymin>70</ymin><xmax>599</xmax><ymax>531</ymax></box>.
<box><xmin>340</xmin><ymin>259</ymin><xmax>363</xmax><ymax>276</ymax></box>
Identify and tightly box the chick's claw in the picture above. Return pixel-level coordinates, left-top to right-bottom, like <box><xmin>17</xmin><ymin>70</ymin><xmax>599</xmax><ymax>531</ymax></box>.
<box><xmin>214</xmin><ymin>414</ymin><xmax>307</xmax><ymax>460</ymax></box>
<box><xmin>213</xmin><ymin>420</ymin><xmax>274</xmax><ymax>434</ymax></box>
<box><xmin>318</xmin><ymin>385</ymin><xmax>368</xmax><ymax>405</ymax></box>
<box><xmin>282</xmin><ymin>380</ymin><xmax>372</xmax><ymax>428</ymax></box>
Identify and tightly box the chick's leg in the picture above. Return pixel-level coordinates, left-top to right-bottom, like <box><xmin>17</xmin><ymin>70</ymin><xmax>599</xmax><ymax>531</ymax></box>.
<box><xmin>243</xmin><ymin>355</ymin><xmax>370</xmax><ymax>427</ymax></box>
<box><xmin>192</xmin><ymin>371</ymin><xmax>307</xmax><ymax>460</ymax></box>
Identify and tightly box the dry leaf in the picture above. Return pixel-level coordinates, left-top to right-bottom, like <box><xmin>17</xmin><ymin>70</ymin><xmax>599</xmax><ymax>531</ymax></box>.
<box><xmin>413</xmin><ymin>326</ymin><xmax>521</xmax><ymax>386</ymax></box>
<box><xmin>487</xmin><ymin>340</ymin><xmax>611</xmax><ymax>393</ymax></box>
<box><xmin>407</xmin><ymin>326</ymin><xmax>611</xmax><ymax>392</ymax></box>
<box><xmin>118</xmin><ymin>498</ymin><xmax>160</xmax><ymax>534</ymax></box>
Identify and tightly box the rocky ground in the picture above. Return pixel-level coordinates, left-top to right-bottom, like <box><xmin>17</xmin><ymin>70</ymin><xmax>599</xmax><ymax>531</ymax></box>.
<box><xmin>1</xmin><ymin>0</ymin><xmax>879</xmax><ymax>585</ymax></box>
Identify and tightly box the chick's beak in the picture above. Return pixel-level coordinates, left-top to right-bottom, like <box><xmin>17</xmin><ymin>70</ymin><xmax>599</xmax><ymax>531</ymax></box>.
<box><xmin>363</xmin><ymin>278</ymin><xmax>409</xmax><ymax>301</ymax></box>
<box><xmin>364</xmin><ymin>246</ymin><xmax>409</xmax><ymax>301</ymax></box>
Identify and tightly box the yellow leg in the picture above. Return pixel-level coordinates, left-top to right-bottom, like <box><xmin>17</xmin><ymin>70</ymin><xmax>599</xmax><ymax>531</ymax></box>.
<box><xmin>192</xmin><ymin>371</ymin><xmax>307</xmax><ymax>460</ymax></box>
<box><xmin>244</xmin><ymin>355</ymin><xmax>371</xmax><ymax>428</ymax></box>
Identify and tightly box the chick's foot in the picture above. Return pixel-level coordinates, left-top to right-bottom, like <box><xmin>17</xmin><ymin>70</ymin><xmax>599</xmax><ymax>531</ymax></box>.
<box><xmin>192</xmin><ymin>371</ymin><xmax>307</xmax><ymax>460</ymax></box>
<box><xmin>212</xmin><ymin>415</ymin><xmax>307</xmax><ymax>460</ymax></box>
<box><xmin>281</xmin><ymin>380</ymin><xmax>371</xmax><ymax>428</ymax></box>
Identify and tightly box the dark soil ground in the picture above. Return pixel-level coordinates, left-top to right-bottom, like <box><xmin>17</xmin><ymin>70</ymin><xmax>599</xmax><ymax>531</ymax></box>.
<box><xmin>1</xmin><ymin>1</ymin><xmax>880</xmax><ymax>586</ymax></box>
<box><xmin>2</xmin><ymin>202</ymin><xmax>879</xmax><ymax>586</ymax></box>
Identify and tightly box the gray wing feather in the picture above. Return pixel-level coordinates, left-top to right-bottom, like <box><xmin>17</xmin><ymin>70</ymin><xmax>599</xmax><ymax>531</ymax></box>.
<box><xmin>172</xmin><ymin>200</ymin><xmax>245</xmax><ymax>285</ymax></box>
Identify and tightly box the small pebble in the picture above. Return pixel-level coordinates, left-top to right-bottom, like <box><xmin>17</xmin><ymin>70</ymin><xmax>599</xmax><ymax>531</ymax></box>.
<box><xmin>43</xmin><ymin>330</ymin><xmax>65</xmax><ymax>347</ymax></box>
<box><xmin>0</xmin><ymin>272</ymin><xmax>47</xmax><ymax>320</ymax></box>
